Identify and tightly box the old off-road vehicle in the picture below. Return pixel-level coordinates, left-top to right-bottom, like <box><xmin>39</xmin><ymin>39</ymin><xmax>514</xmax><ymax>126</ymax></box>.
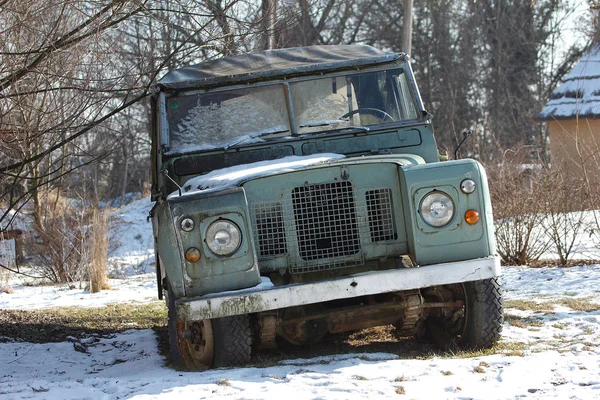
<box><xmin>149</xmin><ymin>45</ymin><xmax>503</xmax><ymax>371</ymax></box>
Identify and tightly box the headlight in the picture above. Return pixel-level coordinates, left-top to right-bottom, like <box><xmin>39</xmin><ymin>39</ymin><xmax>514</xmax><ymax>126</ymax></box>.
<box><xmin>206</xmin><ymin>220</ymin><xmax>242</xmax><ymax>256</ymax></box>
<box><xmin>419</xmin><ymin>191</ymin><xmax>455</xmax><ymax>227</ymax></box>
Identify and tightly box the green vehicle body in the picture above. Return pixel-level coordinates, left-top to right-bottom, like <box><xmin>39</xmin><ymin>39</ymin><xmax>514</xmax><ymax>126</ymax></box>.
<box><xmin>149</xmin><ymin>45</ymin><xmax>502</xmax><ymax>370</ymax></box>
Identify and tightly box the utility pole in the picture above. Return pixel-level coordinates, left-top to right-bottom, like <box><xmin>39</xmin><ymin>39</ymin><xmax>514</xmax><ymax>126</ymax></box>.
<box><xmin>403</xmin><ymin>0</ymin><xmax>414</xmax><ymax>55</ymax></box>
<box><xmin>262</xmin><ymin>0</ymin><xmax>277</xmax><ymax>50</ymax></box>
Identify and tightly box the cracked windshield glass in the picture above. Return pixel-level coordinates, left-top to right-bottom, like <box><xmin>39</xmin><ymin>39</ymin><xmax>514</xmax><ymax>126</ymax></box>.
<box><xmin>166</xmin><ymin>68</ymin><xmax>418</xmax><ymax>153</ymax></box>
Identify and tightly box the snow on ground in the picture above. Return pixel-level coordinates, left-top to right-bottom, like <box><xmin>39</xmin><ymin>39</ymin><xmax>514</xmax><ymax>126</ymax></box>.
<box><xmin>1</xmin><ymin>198</ymin><xmax>600</xmax><ymax>399</ymax></box>
<box><xmin>0</xmin><ymin>272</ymin><xmax>157</xmax><ymax>310</ymax></box>
<box><xmin>107</xmin><ymin>198</ymin><xmax>156</xmax><ymax>278</ymax></box>
<box><xmin>2</xmin><ymin>263</ymin><xmax>600</xmax><ymax>400</ymax></box>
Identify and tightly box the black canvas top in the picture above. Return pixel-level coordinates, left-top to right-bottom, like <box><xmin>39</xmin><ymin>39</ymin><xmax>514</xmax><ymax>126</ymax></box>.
<box><xmin>157</xmin><ymin>45</ymin><xmax>402</xmax><ymax>91</ymax></box>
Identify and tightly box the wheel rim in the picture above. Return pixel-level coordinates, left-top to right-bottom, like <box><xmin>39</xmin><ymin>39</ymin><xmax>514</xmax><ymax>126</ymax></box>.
<box><xmin>422</xmin><ymin>284</ymin><xmax>467</xmax><ymax>346</ymax></box>
<box><xmin>177</xmin><ymin>319</ymin><xmax>215</xmax><ymax>370</ymax></box>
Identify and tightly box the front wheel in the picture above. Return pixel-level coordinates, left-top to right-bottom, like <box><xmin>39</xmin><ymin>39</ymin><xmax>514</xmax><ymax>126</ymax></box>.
<box><xmin>167</xmin><ymin>285</ymin><xmax>252</xmax><ymax>370</ymax></box>
<box><xmin>421</xmin><ymin>278</ymin><xmax>503</xmax><ymax>350</ymax></box>
<box><xmin>461</xmin><ymin>278</ymin><xmax>503</xmax><ymax>349</ymax></box>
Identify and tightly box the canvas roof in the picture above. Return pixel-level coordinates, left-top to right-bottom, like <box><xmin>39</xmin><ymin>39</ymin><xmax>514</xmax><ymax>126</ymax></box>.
<box><xmin>537</xmin><ymin>44</ymin><xmax>600</xmax><ymax>120</ymax></box>
<box><xmin>157</xmin><ymin>45</ymin><xmax>402</xmax><ymax>91</ymax></box>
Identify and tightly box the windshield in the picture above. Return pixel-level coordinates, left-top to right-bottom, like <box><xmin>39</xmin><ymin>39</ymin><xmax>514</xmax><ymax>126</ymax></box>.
<box><xmin>165</xmin><ymin>68</ymin><xmax>418</xmax><ymax>153</ymax></box>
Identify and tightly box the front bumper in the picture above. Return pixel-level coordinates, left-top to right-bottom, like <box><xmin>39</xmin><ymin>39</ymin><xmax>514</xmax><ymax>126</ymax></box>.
<box><xmin>176</xmin><ymin>256</ymin><xmax>501</xmax><ymax>321</ymax></box>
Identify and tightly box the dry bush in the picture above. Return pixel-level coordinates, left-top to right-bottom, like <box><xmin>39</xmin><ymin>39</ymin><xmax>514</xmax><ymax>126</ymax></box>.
<box><xmin>488</xmin><ymin>139</ymin><xmax>600</xmax><ymax>266</ymax></box>
<box><xmin>28</xmin><ymin>190</ymin><xmax>110</xmax><ymax>286</ymax></box>
<box><xmin>539</xmin><ymin>166</ymin><xmax>591</xmax><ymax>266</ymax></box>
<box><xmin>0</xmin><ymin>271</ymin><xmax>11</xmax><ymax>294</ymax></box>
<box><xmin>544</xmin><ymin>118</ymin><xmax>600</xmax><ymax>264</ymax></box>
<box><xmin>88</xmin><ymin>210</ymin><xmax>110</xmax><ymax>293</ymax></box>
<box><xmin>0</xmin><ymin>231</ymin><xmax>13</xmax><ymax>293</ymax></box>
<box><xmin>486</xmin><ymin>149</ymin><xmax>551</xmax><ymax>265</ymax></box>
<box><xmin>0</xmin><ymin>276</ymin><xmax>12</xmax><ymax>295</ymax></box>
<box><xmin>27</xmin><ymin>190</ymin><xmax>85</xmax><ymax>283</ymax></box>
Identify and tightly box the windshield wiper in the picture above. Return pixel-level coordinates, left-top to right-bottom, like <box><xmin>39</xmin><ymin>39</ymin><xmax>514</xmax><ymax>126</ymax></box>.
<box><xmin>224</xmin><ymin>129</ymin><xmax>290</xmax><ymax>149</ymax></box>
<box><xmin>301</xmin><ymin>125</ymin><xmax>370</xmax><ymax>136</ymax></box>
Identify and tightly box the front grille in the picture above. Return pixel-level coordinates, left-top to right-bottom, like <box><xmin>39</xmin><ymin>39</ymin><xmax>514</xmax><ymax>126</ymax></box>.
<box><xmin>252</xmin><ymin>202</ymin><xmax>287</xmax><ymax>257</ymax></box>
<box><xmin>292</xmin><ymin>181</ymin><xmax>361</xmax><ymax>269</ymax></box>
<box><xmin>250</xmin><ymin>182</ymin><xmax>397</xmax><ymax>274</ymax></box>
<box><xmin>366</xmin><ymin>188</ymin><xmax>397</xmax><ymax>242</ymax></box>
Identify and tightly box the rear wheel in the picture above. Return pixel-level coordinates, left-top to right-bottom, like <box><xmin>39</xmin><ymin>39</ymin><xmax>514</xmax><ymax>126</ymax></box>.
<box><xmin>167</xmin><ymin>285</ymin><xmax>252</xmax><ymax>370</ymax></box>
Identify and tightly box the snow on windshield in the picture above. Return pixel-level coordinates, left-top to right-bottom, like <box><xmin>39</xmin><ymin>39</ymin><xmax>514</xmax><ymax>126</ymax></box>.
<box><xmin>168</xmin><ymin>85</ymin><xmax>290</xmax><ymax>152</ymax></box>
<box><xmin>170</xmin><ymin>154</ymin><xmax>344</xmax><ymax>197</ymax></box>
<box><xmin>292</xmin><ymin>76</ymin><xmax>358</xmax><ymax>133</ymax></box>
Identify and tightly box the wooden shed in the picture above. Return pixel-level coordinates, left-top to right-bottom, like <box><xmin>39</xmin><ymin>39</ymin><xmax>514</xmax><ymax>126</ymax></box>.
<box><xmin>536</xmin><ymin>44</ymin><xmax>600</xmax><ymax>185</ymax></box>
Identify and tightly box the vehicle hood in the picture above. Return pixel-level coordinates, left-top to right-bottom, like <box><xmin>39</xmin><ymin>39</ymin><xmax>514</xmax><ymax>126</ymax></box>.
<box><xmin>167</xmin><ymin>153</ymin><xmax>425</xmax><ymax>199</ymax></box>
<box><xmin>169</xmin><ymin>154</ymin><xmax>345</xmax><ymax>199</ymax></box>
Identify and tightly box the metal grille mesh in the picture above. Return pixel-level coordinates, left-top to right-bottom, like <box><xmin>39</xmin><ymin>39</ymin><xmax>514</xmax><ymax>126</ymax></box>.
<box><xmin>291</xmin><ymin>181</ymin><xmax>361</xmax><ymax>271</ymax></box>
<box><xmin>251</xmin><ymin>184</ymin><xmax>396</xmax><ymax>273</ymax></box>
<box><xmin>252</xmin><ymin>202</ymin><xmax>288</xmax><ymax>257</ymax></box>
<box><xmin>366</xmin><ymin>188</ymin><xmax>397</xmax><ymax>242</ymax></box>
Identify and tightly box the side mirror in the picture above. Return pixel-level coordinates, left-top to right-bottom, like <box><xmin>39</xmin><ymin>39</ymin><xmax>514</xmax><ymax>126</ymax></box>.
<box><xmin>454</xmin><ymin>129</ymin><xmax>473</xmax><ymax>160</ymax></box>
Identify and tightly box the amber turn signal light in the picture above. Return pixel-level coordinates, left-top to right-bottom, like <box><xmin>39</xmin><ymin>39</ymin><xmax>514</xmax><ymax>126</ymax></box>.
<box><xmin>185</xmin><ymin>247</ymin><xmax>201</xmax><ymax>262</ymax></box>
<box><xmin>465</xmin><ymin>209</ymin><xmax>480</xmax><ymax>225</ymax></box>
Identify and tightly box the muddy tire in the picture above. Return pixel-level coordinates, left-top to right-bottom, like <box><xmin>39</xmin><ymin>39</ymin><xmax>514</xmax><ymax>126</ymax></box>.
<box><xmin>167</xmin><ymin>285</ymin><xmax>186</xmax><ymax>369</ymax></box>
<box><xmin>167</xmin><ymin>286</ymin><xmax>214</xmax><ymax>371</ymax></box>
<box><xmin>167</xmin><ymin>285</ymin><xmax>252</xmax><ymax>370</ymax></box>
<box><xmin>460</xmin><ymin>277</ymin><xmax>503</xmax><ymax>349</ymax></box>
<box><xmin>212</xmin><ymin>315</ymin><xmax>253</xmax><ymax>367</ymax></box>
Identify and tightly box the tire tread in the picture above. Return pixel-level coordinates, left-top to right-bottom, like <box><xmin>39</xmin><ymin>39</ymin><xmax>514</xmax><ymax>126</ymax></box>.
<box><xmin>464</xmin><ymin>277</ymin><xmax>503</xmax><ymax>349</ymax></box>
<box><xmin>213</xmin><ymin>315</ymin><xmax>252</xmax><ymax>367</ymax></box>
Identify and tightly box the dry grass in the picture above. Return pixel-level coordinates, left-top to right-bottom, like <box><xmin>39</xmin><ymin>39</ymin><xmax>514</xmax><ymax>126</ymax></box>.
<box><xmin>395</xmin><ymin>386</ymin><xmax>405</xmax><ymax>395</ymax></box>
<box><xmin>0</xmin><ymin>266</ymin><xmax>12</xmax><ymax>294</ymax></box>
<box><xmin>428</xmin><ymin>340</ymin><xmax>527</xmax><ymax>359</ymax></box>
<box><xmin>0</xmin><ymin>232</ymin><xmax>15</xmax><ymax>293</ymax></box>
<box><xmin>0</xmin><ymin>302</ymin><xmax>167</xmax><ymax>342</ymax></box>
<box><xmin>217</xmin><ymin>379</ymin><xmax>231</xmax><ymax>386</ymax></box>
<box><xmin>557</xmin><ymin>297</ymin><xmax>600</xmax><ymax>312</ymax></box>
<box><xmin>505</xmin><ymin>314</ymin><xmax>545</xmax><ymax>329</ymax></box>
<box><xmin>504</xmin><ymin>299</ymin><xmax>554</xmax><ymax>313</ymax></box>
<box><xmin>505</xmin><ymin>315</ymin><xmax>527</xmax><ymax>328</ymax></box>
<box><xmin>441</xmin><ymin>370</ymin><xmax>453</xmax><ymax>376</ymax></box>
<box><xmin>88</xmin><ymin>210</ymin><xmax>110</xmax><ymax>293</ymax></box>
<box><xmin>581</xmin><ymin>327</ymin><xmax>594</xmax><ymax>335</ymax></box>
<box><xmin>345</xmin><ymin>325</ymin><xmax>397</xmax><ymax>345</ymax></box>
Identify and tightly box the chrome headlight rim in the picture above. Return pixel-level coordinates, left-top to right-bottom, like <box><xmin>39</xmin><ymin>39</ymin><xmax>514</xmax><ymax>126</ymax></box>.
<box><xmin>205</xmin><ymin>219</ymin><xmax>242</xmax><ymax>256</ymax></box>
<box><xmin>419</xmin><ymin>191</ymin><xmax>455</xmax><ymax>228</ymax></box>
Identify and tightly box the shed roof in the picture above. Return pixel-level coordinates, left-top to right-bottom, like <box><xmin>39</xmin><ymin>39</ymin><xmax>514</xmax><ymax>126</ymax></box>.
<box><xmin>157</xmin><ymin>45</ymin><xmax>402</xmax><ymax>91</ymax></box>
<box><xmin>537</xmin><ymin>44</ymin><xmax>600</xmax><ymax>120</ymax></box>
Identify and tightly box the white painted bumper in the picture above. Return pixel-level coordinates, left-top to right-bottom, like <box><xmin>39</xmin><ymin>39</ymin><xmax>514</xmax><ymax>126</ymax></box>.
<box><xmin>176</xmin><ymin>256</ymin><xmax>501</xmax><ymax>321</ymax></box>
